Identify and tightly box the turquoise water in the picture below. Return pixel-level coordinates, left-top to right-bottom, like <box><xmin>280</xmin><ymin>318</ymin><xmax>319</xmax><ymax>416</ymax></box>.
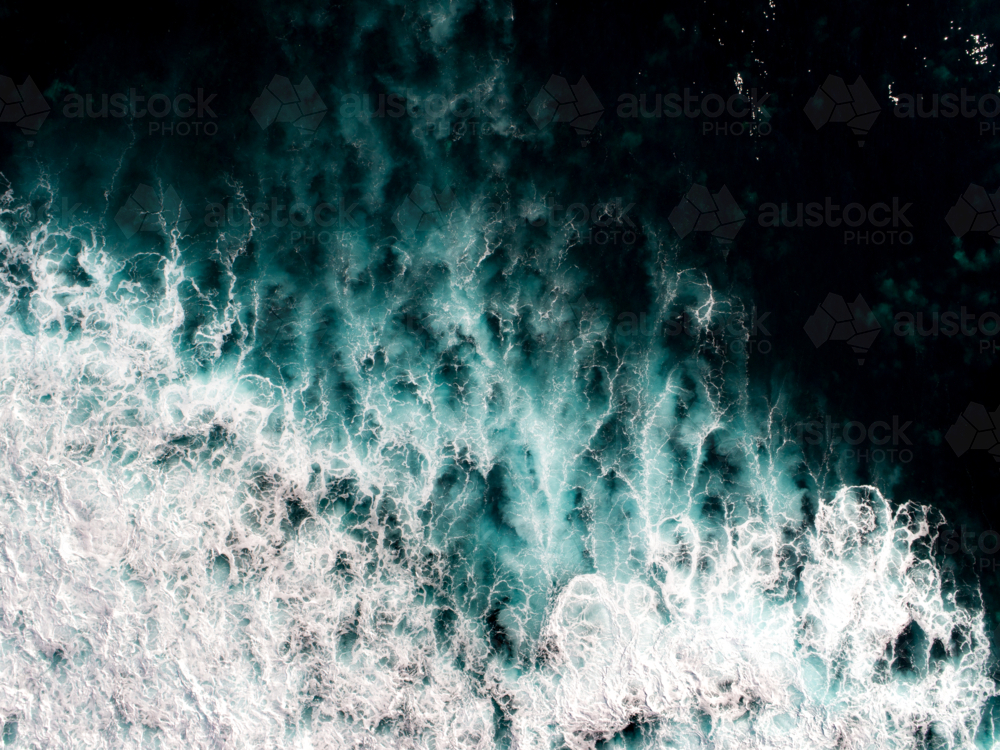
<box><xmin>1</xmin><ymin>0</ymin><xmax>999</xmax><ymax>747</ymax></box>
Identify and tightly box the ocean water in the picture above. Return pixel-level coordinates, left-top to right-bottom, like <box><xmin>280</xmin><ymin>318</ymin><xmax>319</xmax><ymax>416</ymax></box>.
<box><xmin>1</xmin><ymin>0</ymin><xmax>1000</xmax><ymax>747</ymax></box>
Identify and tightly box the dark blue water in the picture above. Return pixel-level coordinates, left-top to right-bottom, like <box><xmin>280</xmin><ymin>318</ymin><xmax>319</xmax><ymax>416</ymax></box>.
<box><xmin>1</xmin><ymin>0</ymin><xmax>999</xmax><ymax>747</ymax></box>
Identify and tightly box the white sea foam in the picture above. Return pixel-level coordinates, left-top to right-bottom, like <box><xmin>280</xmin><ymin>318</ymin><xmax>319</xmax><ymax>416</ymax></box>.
<box><xmin>511</xmin><ymin>488</ymin><xmax>993</xmax><ymax>749</ymax></box>
<box><xmin>0</xmin><ymin>192</ymin><xmax>995</xmax><ymax>749</ymax></box>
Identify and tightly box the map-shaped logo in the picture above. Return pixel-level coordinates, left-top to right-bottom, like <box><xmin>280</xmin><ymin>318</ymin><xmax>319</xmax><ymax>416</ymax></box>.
<box><xmin>945</xmin><ymin>184</ymin><xmax>1000</xmax><ymax>242</ymax></box>
<box><xmin>0</xmin><ymin>76</ymin><xmax>50</xmax><ymax>138</ymax></box>
<box><xmin>804</xmin><ymin>75</ymin><xmax>880</xmax><ymax>147</ymax></box>
<box><xmin>392</xmin><ymin>184</ymin><xmax>461</xmax><ymax>237</ymax></box>
<box><xmin>803</xmin><ymin>293</ymin><xmax>880</xmax><ymax>364</ymax></box>
<box><xmin>668</xmin><ymin>184</ymin><xmax>745</xmax><ymax>241</ymax></box>
<box><xmin>946</xmin><ymin>402</ymin><xmax>1000</xmax><ymax>462</ymax></box>
<box><xmin>527</xmin><ymin>75</ymin><xmax>603</xmax><ymax>138</ymax></box>
<box><xmin>114</xmin><ymin>184</ymin><xmax>192</xmax><ymax>239</ymax></box>
<box><xmin>566</xmin><ymin>293</ymin><xmax>612</xmax><ymax>340</ymax></box>
<box><xmin>250</xmin><ymin>76</ymin><xmax>327</xmax><ymax>132</ymax></box>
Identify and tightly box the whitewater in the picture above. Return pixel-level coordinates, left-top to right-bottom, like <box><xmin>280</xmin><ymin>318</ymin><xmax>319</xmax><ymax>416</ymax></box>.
<box><xmin>0</xmin><ymin>170</ymin><xmax>994</xmax><ymax>750</ymax></box>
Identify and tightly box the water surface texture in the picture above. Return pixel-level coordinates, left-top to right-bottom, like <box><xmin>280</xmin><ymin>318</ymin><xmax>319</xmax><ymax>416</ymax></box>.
<box><xmin>1</xmin><ymin>0</ymin><xmax>1000</xmax><ymax>747</ymax></box>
